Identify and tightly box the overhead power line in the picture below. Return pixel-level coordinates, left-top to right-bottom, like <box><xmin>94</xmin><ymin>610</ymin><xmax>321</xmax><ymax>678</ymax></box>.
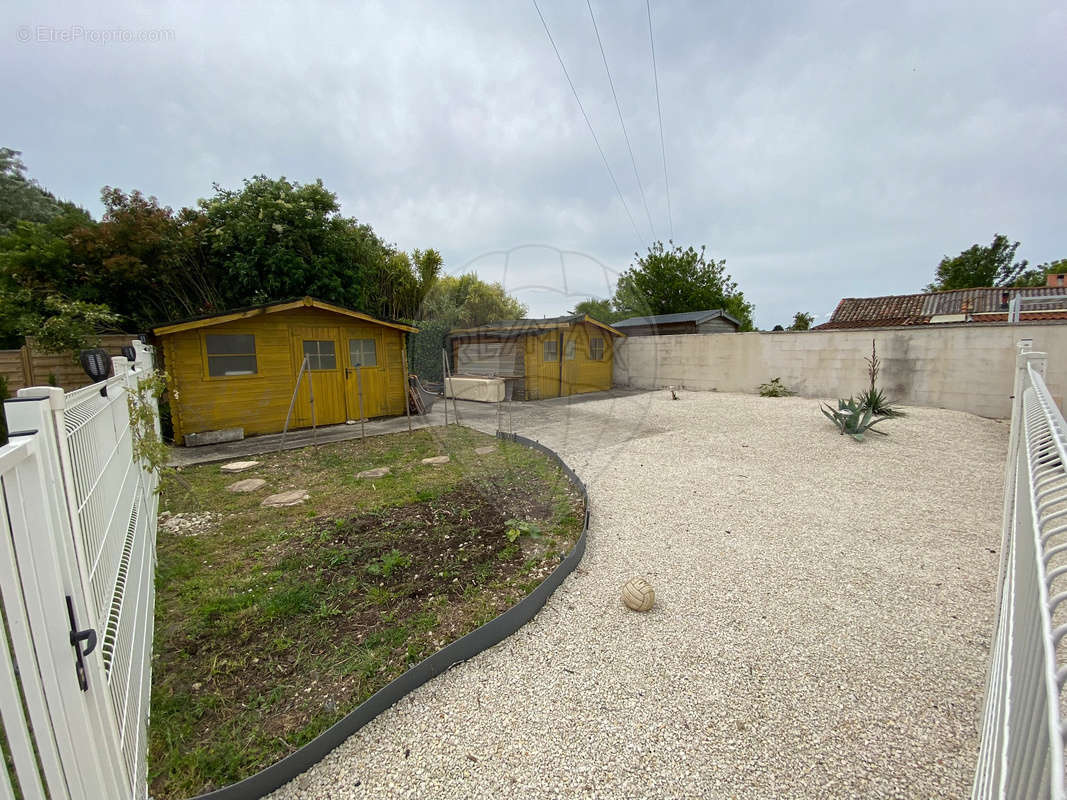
<box><xmin>586</xmin><ymin>0</ymin><xmax>656</xmax><ymax>242</ymax></box>
<box><xmin>532</xmin><ymin>0</ymin><xmax>645</xmax><ymax>251</ymax></box>
<box><xmin>647</xmin><ymin>0</ymin><xmax>673</xmax><ymax>241</ymax></box>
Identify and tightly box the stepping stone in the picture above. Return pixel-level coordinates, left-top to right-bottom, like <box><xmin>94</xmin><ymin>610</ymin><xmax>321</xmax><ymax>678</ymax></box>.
<box><xmin>227</xmin><ymin>478</ymin><xmax>266</xmax><ymax>493</ymax></box>
<box><xmin>261</xmin><ymin>490</ymin><xmax>309</xmax><ymax>507</ymax></box>
<box><xmin>220</xmin><ymin>460</ymin><xmax>260</xmax><ymax>474</ymax></box>
<box><xmin>421</xmin><ymin>456</ymin><xmax>451</xmax><ymax>465</ymax></box>
<box><xmin>474</xmin><ymin>446</ymin><xmax>496</xmax><ymax>455</ymax></box>
<box><xmin>357</xmin><ymin>467</ymin><xmax>391</xmax><ymax>479</ymax></box>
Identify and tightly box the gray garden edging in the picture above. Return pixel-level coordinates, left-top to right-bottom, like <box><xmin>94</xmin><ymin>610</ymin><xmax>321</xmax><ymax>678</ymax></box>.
<box><xmin>186</xmin><ymin>432</ymin><xmax>589</xmax><ymax>800</ymax></box>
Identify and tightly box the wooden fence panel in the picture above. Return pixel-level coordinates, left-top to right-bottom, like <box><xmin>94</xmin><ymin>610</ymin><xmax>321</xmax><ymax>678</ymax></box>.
<box><xmin>0</xmin><ymin>336</ymin><xmax>135</xmax><ymax>394</ymax></box>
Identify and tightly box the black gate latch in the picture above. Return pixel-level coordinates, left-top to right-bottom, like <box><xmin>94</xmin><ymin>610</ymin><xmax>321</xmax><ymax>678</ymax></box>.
<box><xmin>65</xmin><ymin>596</ymin><xmax>97</xmax><ymax>692</ymax></box>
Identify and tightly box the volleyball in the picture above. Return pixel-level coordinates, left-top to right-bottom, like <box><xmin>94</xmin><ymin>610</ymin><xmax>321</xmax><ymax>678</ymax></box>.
<box><xmin>622</xmin><ymin>577</ymin><xmax>655</xmax><ymax>612</ymax></box>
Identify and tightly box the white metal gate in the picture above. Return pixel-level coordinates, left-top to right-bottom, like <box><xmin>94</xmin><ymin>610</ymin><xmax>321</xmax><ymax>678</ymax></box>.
<box><xmin>0</xmin><ymin>342</ymin><xmax>157</xmax><ymax>799</ymax></box>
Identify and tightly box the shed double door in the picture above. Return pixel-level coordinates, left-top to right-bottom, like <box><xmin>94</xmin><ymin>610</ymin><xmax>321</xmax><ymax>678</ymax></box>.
<box><xmin>290</xmin><ymin>326</ymin><xmax>387</xmax><ymax>427</ymax></box>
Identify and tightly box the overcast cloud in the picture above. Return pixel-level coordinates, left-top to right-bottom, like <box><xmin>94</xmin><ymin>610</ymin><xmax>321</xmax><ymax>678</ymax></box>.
<box><xmin>4</xmin><ymin>0</ymin><xmax>1065</xmax><ymax>327</ymax></box>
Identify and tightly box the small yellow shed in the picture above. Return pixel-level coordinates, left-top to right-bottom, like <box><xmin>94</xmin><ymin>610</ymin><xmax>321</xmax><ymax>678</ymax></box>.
<box><xmin>448</xmin><ymin>315</ymin><xmax>624</xmax><ymax>400</ymax></box>
<box><xmin>153</xmin><ymin>297</ymin><xmax>418</xmax><ymax>445</ymax></box>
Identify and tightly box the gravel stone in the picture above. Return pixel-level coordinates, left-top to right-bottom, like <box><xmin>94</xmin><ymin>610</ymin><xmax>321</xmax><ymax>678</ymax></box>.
<box><xmin>267</xmin><ymin>390</ymin><xmax>1006</xmax><ymax>799</ymax></box>
<box><xmin>158</xmin><ymin>511</ymin><xmax>217</xmax><ymax>536</ymax></box>
<box><xmin>421</xmin><ymin>455</ymin><xmax>451</xmax><ymax>465</ymax></box>
<box><xmin>474</xmin><ymin>446</ymin><xmax>497</xmax><ymax>455</ymax></box>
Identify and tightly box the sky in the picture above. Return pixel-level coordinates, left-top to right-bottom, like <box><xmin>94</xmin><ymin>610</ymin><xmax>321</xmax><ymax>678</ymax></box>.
<box><xmin>4</xmin><ymin>0</ymin><xmax>1065</xmax><ymax>329</ymax></box>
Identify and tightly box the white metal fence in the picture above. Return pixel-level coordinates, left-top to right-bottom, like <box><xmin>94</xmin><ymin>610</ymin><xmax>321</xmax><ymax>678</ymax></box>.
<box><xmin>0</xmin><ymin>342</ymin><xmax>158</xmax><ymax>800</ymax></box>
<box><xmin>974</xmin><ymin>344</ymin><xmax>1067</xmax><ymax>799</ymax></box>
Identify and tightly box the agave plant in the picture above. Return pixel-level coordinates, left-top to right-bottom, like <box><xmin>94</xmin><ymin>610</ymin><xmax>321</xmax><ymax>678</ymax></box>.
<box><xmin>856</xmin><ymin>387</ymin><xmax>903</xmax><ymax>417</ymax></box>
<box><xmin>821</xmin><ymin>397</ymin><xmax>891</xmax><ymax>441</ymax></box>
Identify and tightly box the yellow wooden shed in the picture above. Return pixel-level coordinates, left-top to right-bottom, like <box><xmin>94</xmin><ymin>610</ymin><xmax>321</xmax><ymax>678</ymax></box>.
<box><xmin>447</xmin><ymin>315</ymin><xmax>624</xmax><ymax>400</ymax></box>
<box><xmin>153</xmin><ymin>297</ymin><xmax>418</xmax><ymax>445</ymax></box>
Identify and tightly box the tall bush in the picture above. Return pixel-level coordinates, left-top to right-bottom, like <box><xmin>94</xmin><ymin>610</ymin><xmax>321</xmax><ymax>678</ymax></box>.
<box><xmin>407</xmin><ymin>319</ymin><xmax>452</xmax><ymax>382</ymax></box>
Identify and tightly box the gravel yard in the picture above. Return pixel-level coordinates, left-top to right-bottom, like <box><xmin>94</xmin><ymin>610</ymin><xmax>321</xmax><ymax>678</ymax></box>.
<box><xmin>269</xmin><ymin>389</ymin><xmax>1007</xmax><ymax>799</ymax></box>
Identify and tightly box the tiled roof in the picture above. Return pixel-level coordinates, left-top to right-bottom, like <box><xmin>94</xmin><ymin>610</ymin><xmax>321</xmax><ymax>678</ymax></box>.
<box><xmin>974</xmin><ymin>311</ymin><xmax>1067</xmax><ymax>323</ymax></box>
<box><xmin>816</xmin><ymin>287</ymin><xmax>1067</xmax><ymax>330</ymax></box>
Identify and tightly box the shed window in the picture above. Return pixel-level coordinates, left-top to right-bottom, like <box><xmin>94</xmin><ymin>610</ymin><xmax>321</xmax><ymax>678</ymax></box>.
<box><xmin>205</xmin><ymin>334</ymin><xmax>257</xmax><ymax>376</ymax></box>
<box><xmin>589</xmin><ymin>336</ymin><xmax>605</xmax><ymax>361</ymax></box>
<box><xmin>302</xmin><ymin>340</ymin><xmax>337</xmax><ymax>370</ymax></box>
<box><xmin>349</xmin><ymin>338</ymin><xmax>377</xmax><ymax>368</ymax></box>
<box><xmin>543</xmin><ymin>339</ymin><xmax>558</xmax><ymax>362</ymax></box>
<box><xmin>565</xmin><ymin>339</ymin><xmax>575</xmax><ymax>360</ymax></box>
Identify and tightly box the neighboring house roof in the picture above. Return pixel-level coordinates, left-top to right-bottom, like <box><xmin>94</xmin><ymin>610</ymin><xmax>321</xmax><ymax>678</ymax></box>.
<box><xmin>611</xmin><ymin>309</ymin><xmax>741</xmax><ymax>329</ymax></box>
<box><xmin>815</xmin><ymin>287</ymin><xmax>1067</xmax><ymax>330</ymax></box>
<box><xmin>152</xmin><ymin>296</ymin><xmax>419</xmax><ymax>336</ymax></box>
<box><xmin>448</xmin><ymin>314</ymin><xmax>624</xmax><ymax>338</ymax></box>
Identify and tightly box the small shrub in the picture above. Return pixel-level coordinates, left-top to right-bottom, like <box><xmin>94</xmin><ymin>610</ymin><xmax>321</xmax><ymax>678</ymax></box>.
<box><xmin>821</xmin><ymin>397</ymin><xmax>891</xmax><ymax>442</ymax></box>
<box><xmin>366</xmin><ymin>549</ymin><xmax>411</xmax><ymax>579</ymax></box>
<box><xmin>759</xmin><ymin>377</ymin><xmax>794</xmax><ymax>397</ymax></box>
<box><xmin>504</xmin><ymin>519</ymin><xmax>542</xmax><ymax>543</ymax></box>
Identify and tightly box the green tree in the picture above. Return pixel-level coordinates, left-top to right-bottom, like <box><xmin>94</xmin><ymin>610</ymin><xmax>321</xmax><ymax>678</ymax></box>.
<box><xmin>570</xmin><ymin>298</ymin><xmax>622</xmax><ymax>324</ymax></box>
<box><xmin>925</xmin><ymin>234</ymin><xmax>1029</xmax><ymax>291</ymax></box>
<box><xmin>788</xmin><ymin>311</ymin><xmax>814</xmax><ymax>331</ymax></box>
<box><xmin>0</xmin><ymin>148</ymin><xmax>63</xmax><ymax>235</ymax></box>
<box><xmin>409</xmin><ymin>273</ymin><xmax>528</xmax><ymax>381</ymax></box>
<box><xmin>419</xmin><ymin>274</ymin><xmax>527</xmax><ymax>327</ymax></box>
<box><xmin>199</xmin><ymin>175</ymin><xmax>377</xmax><ymax>310</ymax></box>
<box><xmin>81</xmin><ymin>188</ymin><xmax>224</xmax><ymax>326</ymax></box>
<box><xmin>0</xmin><ymin>161</ymin><xmax>443</xmax><ymax>350</ymax></box>
<box><xmin>0</xmin><ymin>203</ymin><xmax>96</xmax><ymax>346</ymax></box>
<box><xmin>365</xmin><ymin>247</ymin><xmax>442</xmax><ymax>320</ymax></box>
<box><xmin>24</xmin><ymin>295</ymin><xmax>122</xmax><ymax>354</ymax></box>
<box><xmin>613</xmin><ymin>241</ymin><xmax>754</xmax><ymax>330</ymax></box>
<box><xmin>1011</xmin><ymin>258</ymin><xmax>1067</xmax><ymax>287</ymax></box>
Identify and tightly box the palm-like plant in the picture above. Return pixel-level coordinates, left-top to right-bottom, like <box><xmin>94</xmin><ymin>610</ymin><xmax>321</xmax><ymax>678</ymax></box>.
<box><xmin>856</xmin><ymin>387</ymin><xmax>903</xmax><ymax>417</ymax></box>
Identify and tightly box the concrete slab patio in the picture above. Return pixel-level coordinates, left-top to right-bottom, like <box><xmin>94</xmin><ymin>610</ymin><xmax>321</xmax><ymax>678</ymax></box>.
<box><xmin>263</xmin><ymin>389</ymin><xmax>1006</xmax><ymax>799</ymax></box>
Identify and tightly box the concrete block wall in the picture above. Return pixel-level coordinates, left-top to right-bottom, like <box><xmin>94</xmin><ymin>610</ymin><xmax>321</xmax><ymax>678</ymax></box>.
<box><xmin>613</xmin><ymin>324</ymin><xmax>1067</xmax><ymax>418</ymax></box>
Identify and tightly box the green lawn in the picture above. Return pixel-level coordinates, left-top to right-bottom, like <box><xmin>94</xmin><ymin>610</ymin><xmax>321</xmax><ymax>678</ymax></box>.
<box><xmin>149</xmin><ymin>426</ymin><xmax>584</xmax><ymax>799</ymax></box>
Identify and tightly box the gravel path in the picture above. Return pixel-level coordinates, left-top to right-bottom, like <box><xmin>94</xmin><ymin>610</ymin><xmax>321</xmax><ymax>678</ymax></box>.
<box><xmin>269</xmin><ymin>390</ymin><xmax>1007</xmax><ymax>799</ymax></box>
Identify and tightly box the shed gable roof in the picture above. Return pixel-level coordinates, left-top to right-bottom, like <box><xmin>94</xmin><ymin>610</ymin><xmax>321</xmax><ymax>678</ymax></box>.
<box><xmin>611</xmin><ymin>309</ymin><xmax>740</xmax><ymax>328</ymax></box>
<box><xmin>152</xmin><ymin>296</ymin><xmax>419</xmax><ymax>336</ymax></box>
<box><xmin>448</xmin><ymin>314</ymin><xmax>624</xmax><ymax>338</ymax></box>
